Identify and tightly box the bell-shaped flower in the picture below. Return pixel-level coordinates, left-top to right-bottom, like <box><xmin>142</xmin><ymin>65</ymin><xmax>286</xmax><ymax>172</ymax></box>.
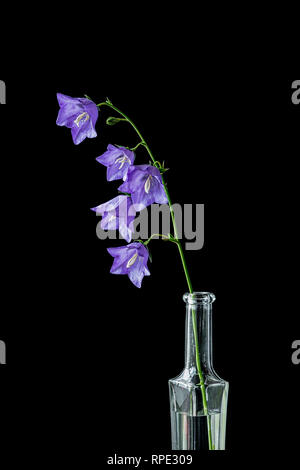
<box><xmin>96</xmin><ymin>144</ymin><xmax>135</xmax><ymax>181</ymax></box>
<box><xmin>107</xmin><ymin>242</ymin><xmax>150</xmax><ymax>288</ymax></box>
<box><xmin>56</xmin><ymin>93</ymin><xmax>99</xmax><ymax>145</ymax></box>
<box><xmin>91</xmin><ymin>195</ymin><xmax>136</xmax><ymax>243</ymax></box>
<box><xmin>118</xmin><ymin>164</ymin><xmax>168</xmax><ymax>210</ymax></box>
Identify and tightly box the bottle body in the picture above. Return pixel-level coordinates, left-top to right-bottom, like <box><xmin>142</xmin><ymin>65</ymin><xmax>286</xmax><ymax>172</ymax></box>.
<box><xmin>169</xmin><ymin>292</ymin><xmax>229</xmax><ymax>450</ymax></box>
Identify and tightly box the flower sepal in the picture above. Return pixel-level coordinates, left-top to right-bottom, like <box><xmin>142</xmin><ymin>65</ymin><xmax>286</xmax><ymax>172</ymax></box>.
<box><xmin>153</xmin><ymin>160</ymin><xmax>169</xmax><ymax>174</ymax></box>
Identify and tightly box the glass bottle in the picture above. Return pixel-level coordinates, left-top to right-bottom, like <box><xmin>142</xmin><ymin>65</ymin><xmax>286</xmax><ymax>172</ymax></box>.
<box><xmin>169</xmin><ymin>292</ymin><xmax>229</xmax><ymax>450</ymax></box>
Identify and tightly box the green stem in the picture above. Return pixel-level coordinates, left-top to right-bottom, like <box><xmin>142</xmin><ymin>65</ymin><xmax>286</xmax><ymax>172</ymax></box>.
<box><xmin>98</xmin><ymin>102</ymin><xmax>148</xmax><ymax>153</ymax></box>
<box><xmin>98</xmin><ymin>101</ymin><xmax>213</xmax><ymax>449</ymax></box>
<box><xmin>143</xmin><ymin>233</ymin><xmax>170</xmax><ymax>245</ymax></box>
<box><xmin>162</xmin><ymin>173</ymin><xmax>213</xmax><ymax>450</ymax></box>
<box><xmin>130</xmin><ymin>141</ymin><xmax>145</xmax><ymax>152</ymax></box>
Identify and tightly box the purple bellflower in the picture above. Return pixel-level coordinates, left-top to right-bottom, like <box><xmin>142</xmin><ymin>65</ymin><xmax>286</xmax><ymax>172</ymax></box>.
<box><xmin>96</xmin><ymin>144</ymin><xmax>135</xmax><ymax>181</ymax></box>
<box><xmin>91</xmin><ymin>195</ymin><xmax>136</xmax><ymax>243</ymax></box>
<box><xmin>56</xmin><ymin>93</ymin><xmax>99</xmax><ymax>145</ymax></box>
<box><xmin>118</xmin><ymin>164</ymin><xmax>168</xmax><ymax>210</ymax></box>
<box><xmin>107</xmin><ymin>242</ymin><xmax>150</xmax><ymax>288</ymax></box>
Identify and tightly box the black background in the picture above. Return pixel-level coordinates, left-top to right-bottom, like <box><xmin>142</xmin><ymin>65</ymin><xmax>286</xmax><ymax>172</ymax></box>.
<box><xmin>0</xmin><ymin>68</ymin><xmax>299</xmax><ymax>464</ymax></box>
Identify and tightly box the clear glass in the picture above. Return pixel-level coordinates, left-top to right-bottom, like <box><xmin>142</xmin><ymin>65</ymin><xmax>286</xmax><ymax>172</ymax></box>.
<box><xmin>169</xmin><ymin>292</ymin><xmax>229</xmax><ymax>450</ymax></box>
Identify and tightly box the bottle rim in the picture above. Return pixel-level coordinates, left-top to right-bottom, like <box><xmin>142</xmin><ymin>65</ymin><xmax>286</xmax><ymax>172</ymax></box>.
<box><xmin>183</xmin><ymin>292</ymin><xmax>216</xmax><ymax>305</ymax></box>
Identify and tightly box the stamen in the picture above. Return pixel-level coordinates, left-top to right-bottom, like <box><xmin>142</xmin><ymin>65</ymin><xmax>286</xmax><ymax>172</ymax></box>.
<box><xmin>74</xmin><ymin>112</ymin><xmax>90</xmax><ymax>127</ymax></box>
<box><xmin>126</xmin><ymin>252</ymin><xmax>138</xmax><ymax>268</ymax></box>
<box><xmin>115</xmin><ymin>155</ymin><xmax>130</xmax><ymax>169</ymax></box>
<box><xmin>144</xmin><ymin>175</ymin><xmax>152</xmax><ymax>194</ymax></box>
<box><xmin>108</xmin><ymin>215</ymin><xmax>116</xmax><ymax>222</ymax></box>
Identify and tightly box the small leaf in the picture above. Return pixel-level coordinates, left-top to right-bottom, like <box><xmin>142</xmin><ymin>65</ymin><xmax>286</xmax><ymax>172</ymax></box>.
<box><xmin>106</xmin><ymin>97</ymin><xmax>113</xmax><ymax>105</ymax></box>
<box><xmin>147</xmin><ymin>247</ymin><xmax>153</xmax><ymax>263</ymax></box>
<box><xmin>115</xmin><ymin>143</ymin><xmax>130</xmax><ymax>149</ymax></box>
<box><xmin>84</xmin><ymin>94</ymin><xmax>92</xmax><ymax>100</ymax></box>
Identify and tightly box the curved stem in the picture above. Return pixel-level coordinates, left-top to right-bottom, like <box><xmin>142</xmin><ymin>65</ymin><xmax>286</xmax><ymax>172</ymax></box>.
<box><xmin>143</xmin><ymin>233</ymin><xmax>170</xmax><ymax>246</ymax></box>
<box><xmin>160</xmin><ymin>173</ymin><xmax>194</xmax><ymax>291</ymax></box>
<box><xmin>130</xmin><ymin>141</ymin><xmax>145</xmax><ymax>152</ymax></box>
<box><xmin>98</xmin><ymin>101</ymin><xmax>149</xmax><ymax>154</ymax></box>
<box><xmin>98</xmin><ymin>101</ymin><xmax>213</xmax><ymax>449</ymax></box>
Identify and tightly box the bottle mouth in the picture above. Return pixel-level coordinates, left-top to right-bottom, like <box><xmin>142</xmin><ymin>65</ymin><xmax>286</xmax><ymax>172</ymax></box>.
<box><xmin>183</xmin><ymin>292</ymin><xmax>216</xmax><ymax>305</ymax></box>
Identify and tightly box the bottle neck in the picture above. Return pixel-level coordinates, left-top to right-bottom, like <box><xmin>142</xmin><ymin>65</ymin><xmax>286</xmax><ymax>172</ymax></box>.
<box><xmin>184</xmin><ymin>294</ymin><xmax>214</xmax><ymax>374</ymax></box>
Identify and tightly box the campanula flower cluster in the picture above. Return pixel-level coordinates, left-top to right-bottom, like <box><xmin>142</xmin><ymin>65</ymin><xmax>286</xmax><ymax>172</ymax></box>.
<box><xmin>56</xmin><ymin>93</ymin><xmax>168</xmax><ymax>287</ymax></box>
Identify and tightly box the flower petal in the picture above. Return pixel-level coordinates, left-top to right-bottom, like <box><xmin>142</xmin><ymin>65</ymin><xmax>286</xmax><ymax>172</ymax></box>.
<box><xmin>151</xmin><ymin>177</ymin><xmax>168</xmax><ymax>204</ymax></box>
<box><xmin>131</xmin><ymin>182</ymin><xmax>156</xmax><ymax>210</ymax></box>
<box><xmin>96</xmin><ymin>145</ymin><xmax>121</xmax><ymax>166</ymax></box>
<box><xmin>57</xmin><ymin>93</ymin><xmax>79</xmax><ymax>107</ymax></box>
<box><xmin>107</xmin><ymin>242</ymin><xmax>148</xmax><ymax>284</ymax></box>
<box><xmin>84</xmin><ymin>100</ymin><xmax>99</xmax><ymax>127</ymax></box>
<box><xmin>91</xmin><ymin>196</ymin><xmax>127</xmax><ymax>214</ymax></box>
<box><xmin>118</xmin><ymin>222</ymin><xmax>132</xmax><ymax>243</ymax></box>
<box><xmin>56</xmin><ymin>94</ymin><xmax>84</xmax><ymax>126</ymax></box>
<box><xmin>71</xmin><ymin>119</ymin><xmax>96</xmax><ymax>145</ymax></box>
<box><xmin>101</xmin><ymin>212</ymin><xmax>118</xmax><ymax>231</ymax></box>
<box><xmin>118</xmin><ymin>166</ymin><xmax>146</xmax><ymax>193</ymax></box>
<box><xmin>144</xmin><ymin>265</ymin><xmax>151</xmax><ymax>276</ymax></box>
<box><xmin>128</xmin><ymin>256</ymin><xmax>148</xmax><ymax>288</ymax></box>
<box><xmin>148</xmin><ymin>165</ymin><xmax>163</xmax><ymax>182</ymax></box>
<box><xmin>56</xmin><ymin>107</ymin><xmax>79</xmax><ymax>128</ymax></box>
<box><xmin>110</xmin><ymin>247</ymin><xmax>137</xmax><ymax>273</ymax></box>
<box><xmin>85</xmin><ymin>122</ymin><xmax>97</xmax><ymax>139</ymax></box>
<box><xmin>107</xmin><ymin>246</ymin><xmax>124</xmax><ymax>257</ymax></box>
<box><xmin>107</xmin><ymin>159</ymin><xmax>132</xmax><ymax>181</ymax></box>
